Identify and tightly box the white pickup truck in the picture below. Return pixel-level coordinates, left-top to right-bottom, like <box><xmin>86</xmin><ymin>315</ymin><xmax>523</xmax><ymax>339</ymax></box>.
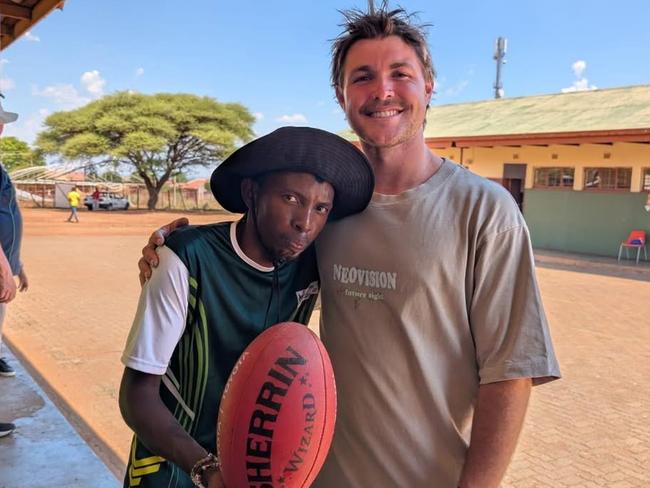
<box><xmin>84</xmin><ymin>192</ymin><xmax>130</xmax><ymax>210</ymax></box>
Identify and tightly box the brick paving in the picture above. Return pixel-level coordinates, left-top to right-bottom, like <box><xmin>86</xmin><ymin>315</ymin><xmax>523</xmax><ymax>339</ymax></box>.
<box><xmin>503</xmin><ymin>266</ymin><xmax>650</xmax><ymax>487</ymax></box>
<box><xmin>3</xmin><ymin>208</ymin><xmax>650</xmax><ymax>486</ymax></box>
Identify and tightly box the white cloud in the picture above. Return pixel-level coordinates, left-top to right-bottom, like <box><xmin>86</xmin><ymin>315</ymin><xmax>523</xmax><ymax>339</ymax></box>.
<box><xmin>253</xmin><ymin>112</ymin><xmax>264</xmax><ymax>121</ymax></box>
<box><xmin>33</xmin><ymin>69</ymin><xmax>107</xmax><ymax>107</ymax></box>
<box><xmin>562</xmin><ymin>81</ymin><xmax>597</xmax><ymax>93</ymax></box>
<box><xmin>1</xmin><ymin>59</ymin><xmax>14</xmax><ymax>92</ymax></box>
<box><xmin>572</xmin><ymin>60</ymin><xmax>587</xmax><ymax>78</ymax></box>
<box><xmin>24</xmin><ymin>31</ymin><xmax>40</xmax><ymax>42</ymax></box>
<box><xmin>81</xmin><ymin>70</ymin><xmax>106</xmax><ymax>97</ymax></box>
<box><xmin>135</xmin><ymin>67</ymin><xmax>145</xmax><ymax>77</ymax></box>
<box><xmin>33</xmin><ymin>83</ymin><xmax>90</xmax><ymax>107</ymax></box>
<box><xmin>275</xmin><ymin>113</ymin><xmax>308</xmax><ymax>124</ymax></box>
<box><xmin>0</xmin><ymin>77</ymin><xmax>15</xmax><ymax>91</ymax></box>
<box><xmin>562</xmin><ymin>60</ymin><xmax>597</xmax><ymax>93</ymax></box>
<box><xmin>444</xmin><ymin>79</ymin><xmax>469</xmax><ymax>97</ymax></box>
<box><xmin>437</xmin><ymin>68</ymin><xmax>473</xmax><ymax>99</ymax></box>
<box><xmin>2</xmin><ymin>108</ymin><xmax>50</xmax><ymax>144</ymax></box>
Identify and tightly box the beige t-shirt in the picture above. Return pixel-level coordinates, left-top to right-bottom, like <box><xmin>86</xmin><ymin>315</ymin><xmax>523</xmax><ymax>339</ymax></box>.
<box><xmin>314</xmin><ymin>160</ymin><xmax>560</xmax><ymax>488</ymax></box>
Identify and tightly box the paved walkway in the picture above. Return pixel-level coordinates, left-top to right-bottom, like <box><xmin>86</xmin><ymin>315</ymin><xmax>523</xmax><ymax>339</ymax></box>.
<box><xmin>535</xmin><ymin>248</ymin><xmax>650</xmax><ymax>282</ymax></box>
<box><xmin>2</xmin><ymin>209</ymin><xmax>649</xmax><ymax>486</ymax></box>
<box><xmin>0</xmin><ymin>348</ymin><xmax>118</xmax><ymax>488</ymax></box>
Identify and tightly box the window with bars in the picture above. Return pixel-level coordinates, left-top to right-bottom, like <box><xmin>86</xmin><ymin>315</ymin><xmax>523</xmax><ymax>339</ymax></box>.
<box><xmin>533</xmin><ymin>167</ymin><xmax>575</xmax><ymax>189</ymax></box>
<box><xmin>584</xmin><ymin>167</ymin><xmax>632</xmax><ymax>191</ymax></box>
<box><xmin>643</xmin><ymin>168</ymin><xmax>650</xmax><ymax>192</ymax></box>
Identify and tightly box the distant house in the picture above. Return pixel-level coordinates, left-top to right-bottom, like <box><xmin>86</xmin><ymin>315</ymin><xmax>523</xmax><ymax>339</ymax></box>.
<box><xmin>180</xmin><ymin>178</ymin><xmax>208</xmax><ymax>191</ymax></box>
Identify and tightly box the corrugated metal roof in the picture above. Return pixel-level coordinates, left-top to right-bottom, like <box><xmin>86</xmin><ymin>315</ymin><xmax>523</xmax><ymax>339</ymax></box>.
<box><xmin>425</xmin><ymin>84</ymin><xmax>650</xmax><ymax>138</ymax></box>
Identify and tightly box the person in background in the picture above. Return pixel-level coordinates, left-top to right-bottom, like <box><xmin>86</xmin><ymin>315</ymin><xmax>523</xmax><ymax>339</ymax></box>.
<box><xmin>66</xmin><ymin>185</ymin><xmax>81</xmax><ymax>223</ymax></box>
<box><xmin>92</xmin><ymin>186</ymin><xmax>101</xmax><ymax>211</ymax></box>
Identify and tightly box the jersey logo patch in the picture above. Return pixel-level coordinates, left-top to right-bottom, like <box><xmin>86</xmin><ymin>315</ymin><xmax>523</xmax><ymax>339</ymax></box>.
<box><xmin>296</xmin><ymin>281</ymin><xmax>319</xmax><ymax>307</ymax></box>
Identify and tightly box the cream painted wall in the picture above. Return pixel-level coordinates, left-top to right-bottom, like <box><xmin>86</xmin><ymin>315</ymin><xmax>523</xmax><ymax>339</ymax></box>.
<box><xmin>428</xmin><ymin>142</ymin><xmax>650</xmax><ymax>192</ymax></box>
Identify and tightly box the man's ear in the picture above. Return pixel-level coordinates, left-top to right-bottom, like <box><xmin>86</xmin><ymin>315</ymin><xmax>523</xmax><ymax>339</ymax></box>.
<box><xmin>424</xmin><ymin>78</ymin><xmax>434</xmax><ymax>105</ymax></box>
<box><xmin>335</xmin><ymin>86</ymin><xmax>345</xmax><ymax>110</ymax></box>
<box><xmin>241</xmin><ymin>178</ymin><xmax>257</xmax><ymax>210</ymax></box>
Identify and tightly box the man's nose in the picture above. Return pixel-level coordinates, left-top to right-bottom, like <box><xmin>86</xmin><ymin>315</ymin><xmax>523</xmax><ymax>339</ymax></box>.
<box><xmin>293</xmin><ymin>208</ymin><xmax>314</xmax><ymax>233</ymax></box>
<box><xmin>373</xmin><ymin>76</ymin><xmax>395</xmax><ymax>100</ymax></box>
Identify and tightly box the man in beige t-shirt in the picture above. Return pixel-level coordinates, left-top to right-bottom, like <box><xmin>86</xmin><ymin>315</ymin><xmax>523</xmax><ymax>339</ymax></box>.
<box><xmin>313</xmin><ymin>6</ymin><xmax>560</xmax><ymax>488</ymax></box>
<box><xmin>314</xmin><ymin>159</ymin><xmax>560</xmax><ymax>487</ymax></box>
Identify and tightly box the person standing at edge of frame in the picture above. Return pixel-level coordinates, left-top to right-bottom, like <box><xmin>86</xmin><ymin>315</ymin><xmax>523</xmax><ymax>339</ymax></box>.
<box><xmin>0</xmin><ymin>97</ymin><xmax>30</xmax><ymax>438</ymax></box>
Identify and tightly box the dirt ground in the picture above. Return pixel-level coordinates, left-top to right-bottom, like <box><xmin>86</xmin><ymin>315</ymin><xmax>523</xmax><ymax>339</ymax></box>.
<box><xmin>5</xmin><ymin>208</ymin><xmax>232</xmax><ymax>476</ymax></box>
<box><xmin>4</xmin><ymin>207</ymin><xmax>650</xmax><ymax>486</ymax></box>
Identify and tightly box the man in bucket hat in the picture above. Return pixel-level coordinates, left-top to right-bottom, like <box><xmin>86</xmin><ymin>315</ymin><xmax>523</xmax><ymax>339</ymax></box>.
<box><xmin>119</xmin><ymin>126</ymin><xmax>373</xmax><ymax>488</ymax></box>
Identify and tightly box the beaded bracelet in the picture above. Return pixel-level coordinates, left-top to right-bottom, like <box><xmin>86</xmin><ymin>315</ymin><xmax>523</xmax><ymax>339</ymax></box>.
<box><xmin>190</xmin><ymin>452</ymin><xmax>220</xmax><ymax>488</ymax></box>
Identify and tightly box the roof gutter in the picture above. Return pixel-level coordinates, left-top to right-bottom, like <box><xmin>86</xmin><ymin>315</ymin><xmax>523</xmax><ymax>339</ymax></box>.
<box><xmin>426</xmin><ymin>128</ymin><xmax>650</xmax><ymax>148</ymax></box>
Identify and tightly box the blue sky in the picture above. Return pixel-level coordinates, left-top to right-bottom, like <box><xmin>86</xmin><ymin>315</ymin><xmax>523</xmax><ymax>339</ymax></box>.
<box><xmin>2</xmin><ymin>0</ymin><xmax>650</xmax><ymax>149</ymax></box>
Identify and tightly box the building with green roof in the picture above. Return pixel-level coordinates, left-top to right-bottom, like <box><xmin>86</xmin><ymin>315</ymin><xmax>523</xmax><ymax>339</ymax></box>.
<box><xmin>424</xmin><ymin>84</ymin><xmax>650</xmax><ymax>141</ymax></box>
<box><xmin>347</xmin><ymin>84</ymin><xmax>650</xmax><ymax>258</ymax></box>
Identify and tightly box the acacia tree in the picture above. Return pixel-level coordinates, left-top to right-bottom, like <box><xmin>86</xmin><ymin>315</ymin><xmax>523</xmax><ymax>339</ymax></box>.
<box><xmin>36</xmin><ymin>92</ymin><xmax>255</xmax><ymax>209</ymax></box>
<box><xmin>0</xmin><ymin>136</ymin><xmax>44</xmax><ymax>171</ymax></box>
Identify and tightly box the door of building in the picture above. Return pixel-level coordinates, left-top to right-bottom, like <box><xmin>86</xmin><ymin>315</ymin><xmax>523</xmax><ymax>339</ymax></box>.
<box><xmin>502</xmin><ymin>163</ymin><xmax>527</xmax><ymax>210</ymax></box>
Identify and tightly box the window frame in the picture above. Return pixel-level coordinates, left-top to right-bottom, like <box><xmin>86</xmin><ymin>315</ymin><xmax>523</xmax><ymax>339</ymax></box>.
<box><xmin>642</xmin><ymin>167</ymin><xmax>650</xmax><ymax>193</ymax></box>
<box><xmin>532</xmin><ymin>166</ymin><xmax>575</xmax><ymax>190</ymax></box>
<box><xmin>583</xmin><ymin>167</ymin><xmax>633</xmax><ymax>192</ymax></box>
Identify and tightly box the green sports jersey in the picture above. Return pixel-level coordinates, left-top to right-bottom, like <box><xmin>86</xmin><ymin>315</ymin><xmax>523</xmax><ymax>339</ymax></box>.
<box><xmin>124</xmin><ymin>221</ymin><xmax>319</xmax><ymax>488</ymax></box>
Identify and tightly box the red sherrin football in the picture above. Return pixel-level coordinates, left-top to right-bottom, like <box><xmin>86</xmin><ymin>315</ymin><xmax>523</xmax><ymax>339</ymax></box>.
<box><xmin>217</xmin><ymin>322</ymin><xmax>336</xmax><ymax>488</ymax></box>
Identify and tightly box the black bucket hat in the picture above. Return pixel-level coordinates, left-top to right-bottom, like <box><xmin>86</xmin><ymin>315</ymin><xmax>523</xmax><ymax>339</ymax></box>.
<box><xmin>210</xmin><ymin>126</ymin><xmax>374</xmax><ymax>220</ymax></box>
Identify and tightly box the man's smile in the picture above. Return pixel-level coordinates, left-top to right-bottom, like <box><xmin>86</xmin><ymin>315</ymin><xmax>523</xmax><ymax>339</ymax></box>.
<box><xmin>368</xmin><ymin>109</ymin><xmax>402</xmax><ymax>118</ymax></box>
<box><xmin>362</xmin><ymin>102</ymin><xmax>406</xmax><ymax>119</ymax></box>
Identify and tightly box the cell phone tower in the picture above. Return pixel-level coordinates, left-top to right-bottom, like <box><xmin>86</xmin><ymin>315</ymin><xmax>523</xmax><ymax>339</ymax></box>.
<box><xmin>494</xmin><ymin>37</ymin><xmax>507</xmax><ymax>99</ymax></box>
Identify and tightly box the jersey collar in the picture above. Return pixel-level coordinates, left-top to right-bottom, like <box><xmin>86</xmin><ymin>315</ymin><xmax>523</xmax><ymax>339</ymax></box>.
<box><xmin>229</xmin><ymin>221</ymin><xmax>274</xmax><ymax>272</ymax></box>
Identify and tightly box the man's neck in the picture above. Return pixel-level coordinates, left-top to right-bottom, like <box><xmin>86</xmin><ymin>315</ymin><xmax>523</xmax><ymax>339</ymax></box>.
<box><xmin>361</xmin><ymin>133</ymin><xmax>443</xmax><ymax>195</ymax></box>
<box><xmin>236</xmin><ymin>218</ymin><xmax>274</xmax><ymax>268</ymax></box>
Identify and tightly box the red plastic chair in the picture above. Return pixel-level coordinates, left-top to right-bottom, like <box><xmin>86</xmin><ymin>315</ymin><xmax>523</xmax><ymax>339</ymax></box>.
<box><xmin>617</xmin><ymin>230</ymin><xmax>647</xmax><ymax>264</ymax></box>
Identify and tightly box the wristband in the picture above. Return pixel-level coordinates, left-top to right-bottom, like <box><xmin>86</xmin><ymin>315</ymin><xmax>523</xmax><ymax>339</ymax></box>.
<box><xmin>190</xmin><ymin>452</ymin><xmax>220</xmax><ymax>488</ymax></box>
